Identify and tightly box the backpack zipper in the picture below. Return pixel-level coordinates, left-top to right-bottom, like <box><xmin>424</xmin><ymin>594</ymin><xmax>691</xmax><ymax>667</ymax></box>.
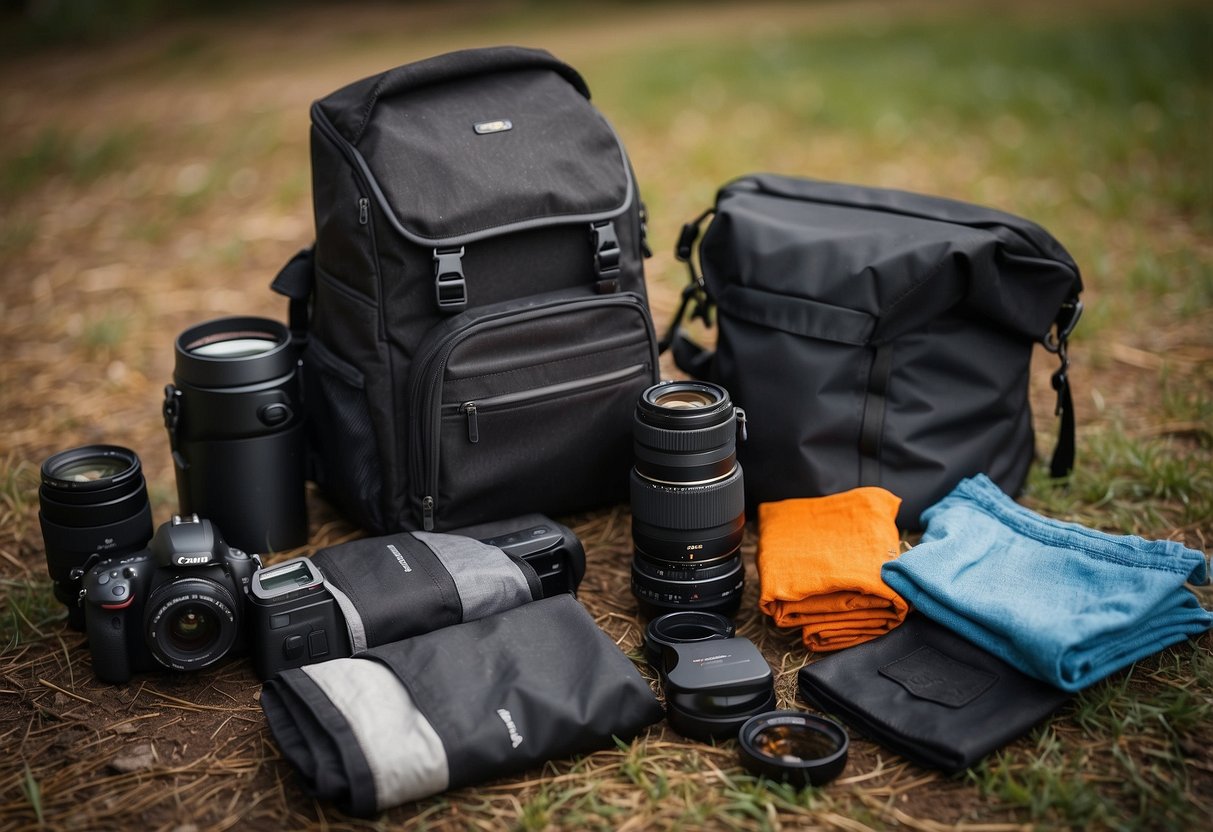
<box><xmin>455</xmin><ymin>363</ymin><xmax>649</xmax><ymax>445</ymax></box>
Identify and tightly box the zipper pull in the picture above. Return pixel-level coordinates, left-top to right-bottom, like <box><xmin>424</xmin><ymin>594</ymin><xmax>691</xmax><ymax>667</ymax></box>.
<box><xmin>422</xmin><ymin>496</ymin><xmax>435</xmax><ymax>531</ymax></box>
<box><xmin>736</xmin><ymin>408</ymin><xmax>747</xmax><ymax>443</ymax></box>
<box><xmin>463</xmin><ymin>402</ymin><xmax>479</xmax><ymax>444</ymax></box>
<box><xmin>358</xmin><ymin>197</ymin><xmax>369</xmax><ymax>226</ymax></box>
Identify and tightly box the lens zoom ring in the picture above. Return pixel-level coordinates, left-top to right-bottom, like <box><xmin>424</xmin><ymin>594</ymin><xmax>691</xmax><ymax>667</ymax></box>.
<box><xmin>633</xmin><ymin>412</ymin><xmax>736</xmax><ymax>453</ymax></box>
<box><xmin>631</xmin><ymin>466</ymin><xmax>745</xmax><ymax>530</ymax></box>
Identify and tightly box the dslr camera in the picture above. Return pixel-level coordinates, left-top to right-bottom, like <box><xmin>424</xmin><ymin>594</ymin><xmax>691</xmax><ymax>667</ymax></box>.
<box><xmin>82</xmin><ymin>514</ymin><xmax>259</xmax><ymax>683</ymax></box>
<box><xmin>248</xmin><ymin>513</ymin><xmax>584</xmax><ymax>679</ymax></box>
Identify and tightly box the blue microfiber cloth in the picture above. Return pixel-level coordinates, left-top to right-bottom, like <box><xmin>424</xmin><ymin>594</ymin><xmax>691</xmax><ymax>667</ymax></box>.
<box><xmin>881</xmin><ymin>474</ymin><xmax>1213</xmax><ymax>692</ymax></box>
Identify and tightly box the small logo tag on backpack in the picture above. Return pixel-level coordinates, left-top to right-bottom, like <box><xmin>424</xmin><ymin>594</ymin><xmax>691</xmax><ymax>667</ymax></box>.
<box><xmin>474</xmin><ymin>119</ymin><xmax>513</xmax><ymax>135</ymax></box>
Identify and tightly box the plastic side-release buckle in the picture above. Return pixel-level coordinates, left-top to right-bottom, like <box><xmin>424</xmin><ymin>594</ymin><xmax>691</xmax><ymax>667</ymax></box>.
<box><xmin>591</xmin><ymin>220</ymin><xmax>621</xmax><ymax>292</ymax></box>
<box><xmin>434</xmin><ymin>247</ymin><xmax>467</xmax><ymax>311</ymax></box>
<box><xmin>1043</xmin><ymin>298</ymin><xmax>1083</xmax><ymax>353</ymax></box>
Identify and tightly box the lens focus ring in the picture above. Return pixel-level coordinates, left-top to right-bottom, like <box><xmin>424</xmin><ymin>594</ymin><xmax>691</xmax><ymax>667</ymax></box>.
<box><xmin>630</xmin><ymin>552</ymin><xmax>745</xmax><ymax>617</ymax></box>
<box><xmin>630</xmin><ymin>465</ymin><xmax>745</xmax><ymax>531</ymax></box>
<box><xmin>632</xmin><ymin>411</ymin><xmax>738</xmax><ymax>453</ymax></box>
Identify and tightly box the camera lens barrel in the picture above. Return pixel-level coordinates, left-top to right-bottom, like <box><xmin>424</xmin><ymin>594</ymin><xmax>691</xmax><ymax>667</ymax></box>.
<box><xmin>166</xmin><ymin>316</ymin><xmax>307</xmax><ymax>553</ymax></box>
<box><xmin>39</xmin><ymin>445</ymin><xmax>153</xmax><ymax>630</ymax></box>
<box><xmin>630</xmin><ymin>468</ymin><xmax>746</xmax><ymax>563</ymax></box>
<box><xmin>630</xmin><ymin>381</ymin><xmax>747</xmax><ymax>618</ymax></box>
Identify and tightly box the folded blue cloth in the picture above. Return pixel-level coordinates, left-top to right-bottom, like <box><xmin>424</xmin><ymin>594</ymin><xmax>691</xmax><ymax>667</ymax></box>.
<box><xmin>881</xmin><ymin>475</ymin><xmax>1213</xmax><ymax>692</ymax></box>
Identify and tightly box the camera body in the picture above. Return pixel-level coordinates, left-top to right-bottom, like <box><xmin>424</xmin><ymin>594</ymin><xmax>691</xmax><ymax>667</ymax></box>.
<box><xmin>248</xmin><ymin>513</ymin><xmax>584</xmax><ymax>680</ymax></box>
<box><xmin>83</xmin><ymin>515</ymin><xmax>258</xmax><ymax>684</ymax></box>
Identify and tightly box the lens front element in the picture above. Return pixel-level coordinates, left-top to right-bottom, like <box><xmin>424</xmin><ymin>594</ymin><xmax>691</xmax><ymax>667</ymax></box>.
<box><xmin>166</xmin><ymin>603</ymin><xmax>222</xmax><ymax>653</ymax></box>
<box><xmin>651</xmin><ymin>388</ymin><xmax>717</xmax><ymax>409</ymax></box>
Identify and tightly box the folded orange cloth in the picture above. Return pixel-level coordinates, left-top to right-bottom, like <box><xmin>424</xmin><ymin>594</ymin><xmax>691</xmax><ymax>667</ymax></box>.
<box><xmin>758</xmin><ymin>487</ymin><xmax>908</xmax><ymax>652</ymax></box>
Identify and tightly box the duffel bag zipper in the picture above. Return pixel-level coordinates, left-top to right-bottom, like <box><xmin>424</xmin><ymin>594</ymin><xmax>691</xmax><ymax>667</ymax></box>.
<box><xmin>410</xmin><ymin>292</ymin><xmax>656</xmax><ymax>530</ymax></box>
<box><xmin>455</xmin><ymin>363</ymin><xmax>650</xmax><ymax>444</ymax></box>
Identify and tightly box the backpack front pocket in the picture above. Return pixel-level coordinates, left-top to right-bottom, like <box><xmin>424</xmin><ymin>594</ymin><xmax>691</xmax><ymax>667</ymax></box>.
<box><xmin>407</xmin><ymin>290</ymin><xmax>657</xmax><ymax>530</ymax></box>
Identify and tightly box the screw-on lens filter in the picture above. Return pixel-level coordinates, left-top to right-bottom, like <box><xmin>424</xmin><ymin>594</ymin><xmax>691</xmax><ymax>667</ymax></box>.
<box><xmin>738</xmin><ymin>711</ymin><xmax>849</xmax><ymax>787</ymax></box>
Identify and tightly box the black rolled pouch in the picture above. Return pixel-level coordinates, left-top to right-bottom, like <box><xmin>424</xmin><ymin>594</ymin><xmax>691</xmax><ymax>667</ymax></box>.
<box><xmin>261</xmin><ymin>594</ymin><xmax>664</xmax><ymax>816</ymax></box>
<box><xmin>309</xmin><ymin>530</ymin><xmax>543</xmax><ymax>652</ymax></box>
<box><xmin>797</xmin><ymin>614</ymin><xmax>1070</xmax><ymax>773</ymax></box>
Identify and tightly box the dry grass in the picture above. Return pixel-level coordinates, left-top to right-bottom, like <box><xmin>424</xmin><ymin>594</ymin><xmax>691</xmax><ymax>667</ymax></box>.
<box><xmin>1</xmin><ymin>1</ymin><xmax>1211</xmax><ymax>829</ymax></box>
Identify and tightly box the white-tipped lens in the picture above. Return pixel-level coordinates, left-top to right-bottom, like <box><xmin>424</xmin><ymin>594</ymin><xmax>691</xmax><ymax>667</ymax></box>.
<box><xmin>189</xmin><ymin>337</ymin><xmax>278</xmax><ymax>359</ymax></box>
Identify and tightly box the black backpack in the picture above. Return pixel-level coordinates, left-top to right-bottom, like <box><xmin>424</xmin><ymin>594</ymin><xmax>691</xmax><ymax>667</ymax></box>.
<box><xmin>273</xmin><ymin>46</ymin><xmax>657</xmax><ymax>534</ymax></box>
<box><xmin>666</xmin><ymin>174</ymin><xmax>1083</xmax><ymax>528</ymax></box>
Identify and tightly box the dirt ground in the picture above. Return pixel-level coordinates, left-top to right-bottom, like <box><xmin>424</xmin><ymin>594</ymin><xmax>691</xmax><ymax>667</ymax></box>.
<box><xmin>1</xmin><ymin>1</ymin><xmax>1210</xmax><ymax>830</ymax></box>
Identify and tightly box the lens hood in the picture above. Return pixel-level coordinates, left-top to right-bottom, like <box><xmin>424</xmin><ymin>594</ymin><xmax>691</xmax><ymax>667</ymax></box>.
<box><xmin>174</xmin><ymin>316</ymin><xmax>295</xmax><ymax>389</ymax></box>
<box><xmin>661</xmin><ymin>637</ymin><xmax>775</xmax><ymax>742</ymax></box>
<box><xmin>737</xmin><ymin>711</ymin><xmax>849</xmax><ymax>787</ymax></box>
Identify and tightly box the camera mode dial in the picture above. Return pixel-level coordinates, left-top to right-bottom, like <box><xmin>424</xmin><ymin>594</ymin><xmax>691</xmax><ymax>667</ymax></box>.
<box><xmin>83</xmin><ymin>558</ymin><xmax>138</xmax><ymax>610</ymax></box>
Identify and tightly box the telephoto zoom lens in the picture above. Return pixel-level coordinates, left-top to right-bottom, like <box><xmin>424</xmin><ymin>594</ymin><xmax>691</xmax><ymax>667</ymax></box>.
<box><xmin>630</xmin><ymin>381</ymin><xmax>747</xmax><ymax>618</ymax></box>
<box><xmin>164</xmin><ymin>316</ymin><xmax>307</xmax><ymax>554</ymax></box>
<box><xmin>39</xmin><ymin>445</ymin><xmax>154</xmax><ymax>630</ymax></box>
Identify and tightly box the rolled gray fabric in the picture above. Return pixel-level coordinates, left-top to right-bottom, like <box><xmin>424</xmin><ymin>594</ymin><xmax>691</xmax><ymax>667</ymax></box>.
<box><xmin>262</xmin><ymin>595</ymin><xmax>664</xmax><ymax>815</ymax></box>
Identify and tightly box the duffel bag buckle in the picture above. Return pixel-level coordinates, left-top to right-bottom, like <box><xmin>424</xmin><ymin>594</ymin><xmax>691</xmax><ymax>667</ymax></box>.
<box><xmin>1043</xmin><ymin>298</ymin><xmax>1083</xmax><ymax>353</ymax></box>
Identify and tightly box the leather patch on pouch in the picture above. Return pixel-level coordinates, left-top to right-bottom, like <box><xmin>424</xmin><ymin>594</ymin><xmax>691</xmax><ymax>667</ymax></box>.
<box><xmin>879</xmin><ymin>646</ymin><xmax>997</xmax><ymax>708</ymax></box>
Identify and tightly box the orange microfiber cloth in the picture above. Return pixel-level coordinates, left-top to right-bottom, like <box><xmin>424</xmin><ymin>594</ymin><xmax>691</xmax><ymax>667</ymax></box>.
<box><xmin>758</xmin><ymin>487</ymin><xmax>908</xmax><ymax>652</ymax></box>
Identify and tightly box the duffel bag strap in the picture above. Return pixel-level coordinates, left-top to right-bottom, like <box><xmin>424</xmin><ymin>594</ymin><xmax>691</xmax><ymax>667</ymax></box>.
<box><xmin>660</xmin><ymin>208</ymin><xmax>716</xmax><ymax>379</ymax></box>
<box><xmin>1045</xmin><ymin>295</ymin><xmax>1083</xmax><ymax>478</ymax></box>
<box><xmin>271</xmin><ymin>246</ymin><xmax>315</xmax><ymax>349</ymax></box>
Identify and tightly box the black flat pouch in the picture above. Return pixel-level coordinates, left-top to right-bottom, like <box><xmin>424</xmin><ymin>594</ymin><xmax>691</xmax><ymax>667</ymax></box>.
<box><xmin>797</xmin><ymin>614</ymin><xmax>1070</xmax><ymax>772</ymax></box>
<box><xmin>262</xmin><ymin>594</ymin><xmax>664</xmax><ymax>816</ymax></box>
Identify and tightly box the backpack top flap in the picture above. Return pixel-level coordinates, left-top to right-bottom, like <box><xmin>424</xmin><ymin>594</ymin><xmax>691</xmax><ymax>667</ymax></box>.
<box><xmin>702</xmin><ymin>174</ymin><xmax>1082</xmax><ymax>344</ymax></box>
<box><xmin>312</xmin><ymin>46</ymin><xmax>634</xmax><ymax>245</ymax></box>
